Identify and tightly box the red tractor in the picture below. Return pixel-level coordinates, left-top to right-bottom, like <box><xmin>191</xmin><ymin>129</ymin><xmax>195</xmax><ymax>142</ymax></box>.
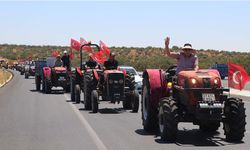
<box><xmin>70</xmin><ymin>43</ymin><xmax>101</xmax><ymax>104</ymax></box>
<box><xmin>42</xmin><ymin>57</ymin><xmax>70</xmax><ymax>94</ymax></box>
<box><xmin>85</xmin><ymin>65</ymin><xmax>139</xmax><ymax>113</ymax></box>
<box><xmin>142</xmin><ymin>65</ymin><xmax>246</xmax><ymax>142</ymax></box>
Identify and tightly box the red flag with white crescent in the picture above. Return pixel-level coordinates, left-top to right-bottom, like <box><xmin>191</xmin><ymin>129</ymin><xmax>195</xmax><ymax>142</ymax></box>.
<box><xmin>99</xmin><ymin>40</ymin><xmax>110</xmax><ymax>55</ymax></box>
<box><xmin>80</xmin><ymin>37</ymin><xmax>92</xmax><ymax>53</ymax></box>
<box><xmin>91</xmin><ymin>51</ymin><xmax>107</xmax><ymax>64</ymax></box>
<box><xmin>228</xmin><ymin>63</ymin><xmax>250</xmax><ymax>90</ymax></box>
<box><xmin>71</xmin><ymin>39</ymin><xmax>81</xmax><ymax>51</ymax></box>
<box><xmin>51</xmin><ymin>51</ymin><xmax>60</xmax><ymax>57</ymax></box>
<box><xmin>69</xmin><ymin>49</ymin><xmax>74</xmax><ymax>60</ymax></box>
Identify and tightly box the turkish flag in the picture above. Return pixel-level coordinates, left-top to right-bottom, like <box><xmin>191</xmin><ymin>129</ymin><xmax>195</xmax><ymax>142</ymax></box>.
<box><xmin>91</xmin><ymin>51</ymin><xmax>107</xmax><ymax>64</ymax></box>
<box><xmin>80</xmin><ymin>37</ymin><xmax>92</xmax><ymax>53</ymax></box>
<box><xmin>51</xmin><ymin>51</ymin><xmax>60</xmax><ymax>57</ymax></box>
<box><xmin>99</xmin><ymin>40</ymin><xmax>110</xmax><ymax>55</ymax></box>
<box><xmin>69</xmin><ymin>49</ymin><xmax>74</xmax><ymax>60</ymax></box>
<box><xmin>228</xmin><ymin>63</ymin><xmax>250</xmax><ymax>90</ymax></box>
<box><xmin>71</xmin><ymin>39</ymin><xmax>81</xmax><ymax>51</ymax></box>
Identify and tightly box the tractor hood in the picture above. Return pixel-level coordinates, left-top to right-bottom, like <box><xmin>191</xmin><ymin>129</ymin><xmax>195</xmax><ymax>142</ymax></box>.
<box><xmin>177</xmin><ymin>69</ymin><xmax>221</xmax><ymax>88</ymax></box>
<box><xmin>54</xmin><ymin>67</ymin><xmax>67</xmax><ymax>72</ymax></box>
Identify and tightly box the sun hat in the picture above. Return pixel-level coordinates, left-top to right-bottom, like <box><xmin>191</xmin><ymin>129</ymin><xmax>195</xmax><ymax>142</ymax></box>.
<box><xmin>182</xmin><ymin>43</ymin><xmax>194</xmax><ymax>50</ymax></box>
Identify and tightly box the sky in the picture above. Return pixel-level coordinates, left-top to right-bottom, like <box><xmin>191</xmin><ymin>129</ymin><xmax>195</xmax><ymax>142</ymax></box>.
<box><xmin>0</xmin><ymin>0</ymin><xmax>250</xmax><ymax>52</ymax></box>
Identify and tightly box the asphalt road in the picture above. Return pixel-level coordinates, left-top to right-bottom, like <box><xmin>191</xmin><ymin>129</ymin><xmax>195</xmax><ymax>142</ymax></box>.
<box><xmin>0</xmin><ymin>70</ymin><xmax>250</xmax><ymax>150</ymax></box>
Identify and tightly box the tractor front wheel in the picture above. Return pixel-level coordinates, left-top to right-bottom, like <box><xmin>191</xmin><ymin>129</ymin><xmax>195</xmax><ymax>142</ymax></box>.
<box><xmin>91</xmin><ymin>90</ymin><xmax>98</xmax><ymax>113</ymax></box>
<box><xmin>223</xmin><ymin>98</ymin><xmax>246</xmax><ymax>142</ymax></box>
<box><xmin>158</xmin><ymin>98</ymin><xmax>179</xmax><ymax>142</ymax></box>
<box><xmin>75</xmin><ymin>84</ymin><xmax>81</xmax><ymax>104</ymax></box>
<box><xmin>131</xmin><ymin>90</ymin><xmax>139</xmax><ymax>113</ymax></box>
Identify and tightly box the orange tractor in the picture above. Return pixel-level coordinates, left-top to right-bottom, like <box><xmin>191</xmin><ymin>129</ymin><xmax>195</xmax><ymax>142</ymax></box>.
<box><xmin>142</xmin><ymin>65</ymin><xmax>246</xmax><ymax>142</ymax></box>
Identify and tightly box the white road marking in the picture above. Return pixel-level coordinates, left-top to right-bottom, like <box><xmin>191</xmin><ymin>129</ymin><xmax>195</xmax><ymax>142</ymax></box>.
<box><xmin>64</xmin><ymin>94</ymin><xmax>108</xmax><ymax>150</ymax></box>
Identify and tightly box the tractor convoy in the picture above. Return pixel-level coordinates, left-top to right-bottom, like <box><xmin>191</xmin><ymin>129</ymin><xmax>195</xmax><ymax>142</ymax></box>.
<box><xmin>13</xmin><ymin>39</ymin><xmax>246</xmax><ymax>143</ymax></box>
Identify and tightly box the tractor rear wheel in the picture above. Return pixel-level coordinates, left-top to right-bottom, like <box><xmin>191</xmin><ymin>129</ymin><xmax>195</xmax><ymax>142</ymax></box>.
<box><xmin>141</xmin><ymin>75</ymin><xmax>158</xmax><ymax>132</ymax></box>
<box><xmin>75</xmin><ymin>84</ymin><xmax>81</xmax><ymax>103</ymax></box>
<box><xmin>91</xmin><ymin>90</ymin><xmax>98</xmax><ymax>113</ymax></box>
<box><xmin>158</xmin><ymin>98</ymin><xmax>179</xmax><ymax>142</ymax></box>
<box><xmin>35</xmin><ymin>76</ymin><xmax>41</xmax><ymax>91</ymax></box>
<box><xmin>223</xmin><ymin>98</ymin><xmax>246</xmax><ymax>142</ymax></box>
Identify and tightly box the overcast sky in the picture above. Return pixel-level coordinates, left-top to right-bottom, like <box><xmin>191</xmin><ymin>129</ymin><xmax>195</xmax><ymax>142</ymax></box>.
<box><xmin>0</xmin><ymin>1</ymin><xmax>250</xmax><ymax>52</ymax></box>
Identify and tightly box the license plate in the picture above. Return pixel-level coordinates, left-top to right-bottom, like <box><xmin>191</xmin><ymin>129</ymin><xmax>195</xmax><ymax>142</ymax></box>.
<box><xmin>58</xmin><ymin>76</ymin><xmax>65</xmax><ymax>81</ymax></box>
<box><xmin>202</xmin><ymin>93</ymin><xmax>215</xmax><ymax>101</ymax></box>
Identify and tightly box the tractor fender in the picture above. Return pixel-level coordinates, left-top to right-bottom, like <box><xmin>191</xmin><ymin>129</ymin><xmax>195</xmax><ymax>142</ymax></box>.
<box><xmin>143</xmin><ymin>69</ymin><xmax>165</xmax><ymax>107</ymax></box>
<box><xmin>76</xmin><ymin>67</ymin><xmax>83</xmax><ymax>76</ymax></box>
<box><xmin>93</xmin><ymin>69</ymin><xmax>99</xmax><ymax>80</ymax></box>
<box><xmin>120</xmin><ymin>69</ymin><xmax>127</xmax><ymax>77</ymax></box>
<box><xmin>43</xmin><ymin>67</ymin><xmax>51</xmax><ymax>79</ymax></box>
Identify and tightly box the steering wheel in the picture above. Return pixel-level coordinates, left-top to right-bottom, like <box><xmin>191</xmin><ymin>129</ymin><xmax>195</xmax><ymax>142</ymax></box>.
<box><xmin>165</xmin><ymin>65</ymin><xmax>177</xmax><ymax>73</ymax></box>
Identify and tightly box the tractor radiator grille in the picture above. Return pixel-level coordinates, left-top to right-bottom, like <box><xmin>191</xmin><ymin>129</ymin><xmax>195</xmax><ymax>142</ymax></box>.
<box><xmin>202</xmin><ymin>78</ymin><xmax>211</xmax><ymax>88</ymax></box>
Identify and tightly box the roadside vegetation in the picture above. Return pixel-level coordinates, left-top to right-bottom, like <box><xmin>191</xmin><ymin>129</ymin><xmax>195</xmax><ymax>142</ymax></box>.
<box><xmin>0</xmin><ymin>68</ymin><xmax>12</xmax><ymax>86</ymax></box>
<box><xmin>0</xmin><ymin>44</ymin><xmax>250</xmax><ymax>73</ymax></box>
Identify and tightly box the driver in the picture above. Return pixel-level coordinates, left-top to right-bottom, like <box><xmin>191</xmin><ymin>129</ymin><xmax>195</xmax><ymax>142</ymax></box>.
<box><xmin>85</xmin><ymin>53</ymin><xmax>98</xmax><ymax>68</ymax></box>
<box><xmin>103</xmin><ymin>52</ymin><xmax>118</xmax><ymax>70</ymax></box>
<box><xmin>164</xmin><ymin>36</ymin><xmax>199</xmax><ymax>74</ymax></box>
<box><xmin>54</xmin><ymin>55</ymin><xmax>63</xmax><ymax>67</ymax></box>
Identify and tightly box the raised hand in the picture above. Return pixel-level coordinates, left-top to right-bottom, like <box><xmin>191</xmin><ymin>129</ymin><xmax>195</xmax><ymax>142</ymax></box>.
<box><xmin>165</xmin><ymin>37</ymin><xmax>170</xmax><ymax>48</ymax></box>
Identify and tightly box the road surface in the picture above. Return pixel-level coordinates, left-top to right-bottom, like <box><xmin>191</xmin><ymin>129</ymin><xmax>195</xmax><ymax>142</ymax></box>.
<box><xmin>0</xmin><ymin>70</ymin><xmax>249</xmax><ymax>150</ymax></box>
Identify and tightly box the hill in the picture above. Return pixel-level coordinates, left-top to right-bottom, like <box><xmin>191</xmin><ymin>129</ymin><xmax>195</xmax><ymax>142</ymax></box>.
<box><xmin>0</xmin><ymin>44</ymin><xmax>250</xmax><ymax>73</ymax></box>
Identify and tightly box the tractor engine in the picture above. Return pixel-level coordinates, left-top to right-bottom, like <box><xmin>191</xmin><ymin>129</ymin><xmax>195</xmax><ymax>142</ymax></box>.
<box><xmin>104</xmin><ymin>70</ymin><xmax>125</xmax><ymax>102</ymax></box>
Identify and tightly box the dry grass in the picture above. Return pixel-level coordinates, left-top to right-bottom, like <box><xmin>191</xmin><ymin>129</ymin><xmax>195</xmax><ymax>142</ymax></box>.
<box><xmin>0</xmin><ymin>69</ymin><xmax>12</xmax><ymax>86</ymax></box>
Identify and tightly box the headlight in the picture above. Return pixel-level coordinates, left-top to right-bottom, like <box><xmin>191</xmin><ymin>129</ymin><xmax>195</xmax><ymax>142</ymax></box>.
<box><xmin>191</xmin><ymin>78</ymin><xmax>197</xmax><ymax>84</ymax></box>
<box><xmin>109</xmin><ymin>79</ymin><xmax>113</xmax><ymax>84</ymax></box>
<box><xmin>214</xmin><ymin>79</ymin><xmax>218</xmax><ymax>84</ymax></box>
<box><xmin>167</xmin><ymin>82</ymin><xmax>172</xmax><ymax>89</ymax></box>
<box><xmin>119</xmin><ymin>79</ymin><xmax>124</xmax><ymax>84</ymax></box>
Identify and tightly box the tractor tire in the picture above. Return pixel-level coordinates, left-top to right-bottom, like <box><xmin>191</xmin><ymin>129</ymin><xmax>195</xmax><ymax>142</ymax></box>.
<box><xmin>223</xmin><ymin>98</ymin><xmax>246</xmax><ymax>142</ymax></box>
<box><xmin>91</xmin><ymin>90</ymin><xmax>99</xmax><ymax>113</ymax></box>
<box><xmin>84</xmin><ymin>71</ymin><xmax>96</xmax><ymax>110</ymax></box>
<box><xmin>123</xmin><ymin>73</ymin><xmax>136</xmax><ymax>109</ymax></box>
<box><xmin>44</xmin><ymin>79</ymin><xmax>51</xmax><ymax>94</ymax></box>
<box><xmin>42</xmin><ymin>79</ymin><xmax>45</xmax><ymax>93</ymax></box>
<box><xmin>199</xmin><ymin>121</ymin><xmax>220</xmax><ymax>132</ymax></box>
<box><xmin>131</xmin><ymin>90</ymin><xmax>139</xmax><ymax>113</ymax></box>
<box><xmin>75</xmin><ymin>84</ymin><xmax>81</xmax><ymax>104</ymax></box>
<box><xmin>158</xmin><ymin>98</ymin><xmax>179</xmax><ymax>142</ymax></box>
<box><xmin>64</xmin><ymin>85</ymin><xmax>70</xmax><ymax>93</ymax></box>
<box><xmin>141</xmin><ymin>75</ymin><xmax>158</xmax><ymax>132</ymax></box>
<box><xmin>125</xmin><ymin>73</ymin><xmax>135</xmax><ymax>91</ymax></box>
<box><xmin>123</xmin><ymin>94</ymin><xmax>132</xmax><ymax>109</ymax></box>
<box><xmin>35</xmin><ymin>76</ymin><xmax>41</xmax><ymax>91</ymax></box>
<box><xmin>70</xmin><ymin>77</ymin><xmax>76</xmax><ymax>101</ymax></box>
<box><xmin>25</xmin><ymin>73</ymin><xmax>29</xmax><ymax>79</ymax></box>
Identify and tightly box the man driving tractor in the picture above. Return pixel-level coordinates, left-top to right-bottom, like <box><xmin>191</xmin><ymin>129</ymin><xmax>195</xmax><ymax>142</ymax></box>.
<box><xmin>86</xmin><ymin>53</ymin><xmax>98</xmax><ymax>68</ymax></box>
<box><xmin>61</xmin><ymin>50</ymin><xmax>70</xmax><ymax>70</ymax></box>
<box><xmin>104</xmin><ymin>52</ymin><xmax>118</xmax><ymax>70</ymax></box>
<box><xmin>164</xmin><ymin>36</ymin><xmax>199</xmax><ymax>74</ymax></box>
<box><xmin>54</xmin><ymin>55</ymin><xmax>63</xmax><ymax>67</ymax></box>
